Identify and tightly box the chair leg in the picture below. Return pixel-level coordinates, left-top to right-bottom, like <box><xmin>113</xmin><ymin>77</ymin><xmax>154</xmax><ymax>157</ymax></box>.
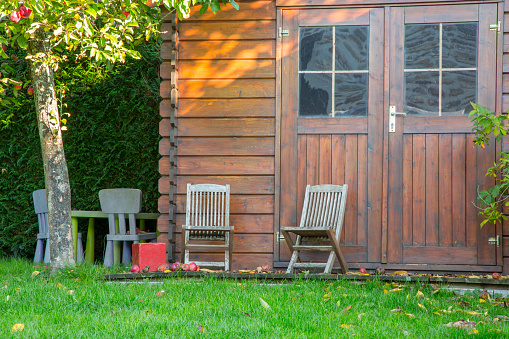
<box><xmin>44</xmin><ymin>240</ymin><xmax>50</xmax><ymax>264</ymax></box>
<box><xmin>225</xmin><ymin>229</ymin><xmax>233</xmax><ymax>271</ymax></box>
<box><xmin>104</xmin><ymin>240</ymin><xmax>114</xmax><ymax>267</ymax></box>
<box><xmin>122</xmin><ymin>241</ymin><xmax>132</xmax><ymax>266</ymax></box>
<box><xmin>286</xmin><ymin>250</ymin><xmax>299</xmax><ymax>274</ymax></box>
<box><xmin>34</xmin><ymin>239</ymin><xmax>44</xmax><ymax>263</ymax></box>
<box><xmin>324</xmin><ymin>252</ymin><xmax>336</xmax><ymax>274</ymax></box>
<box><xmin>326</xmin><ymin>228</ymin><xmax>348</xmax><ymax>274</ymax></box>
<box><xmin>181</xmin><ymin>229</ymin><xmax>187</xmax><ymax>264</ymax></box>
<box><xmin>76</xmin><ymin>233</ymin><xmax>84</xmax><ymax>264</ymax></box>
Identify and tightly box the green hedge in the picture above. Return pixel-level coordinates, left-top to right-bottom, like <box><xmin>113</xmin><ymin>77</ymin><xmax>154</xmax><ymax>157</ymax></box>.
<box><xmin>0</xmin><ymin>39</ymin><xmax>162</xmax><ymax>259</ymax></box>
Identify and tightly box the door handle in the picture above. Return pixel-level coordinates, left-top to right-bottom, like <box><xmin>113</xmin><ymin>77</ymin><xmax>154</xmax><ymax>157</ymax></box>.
<box><xmin>389</xmin><ymin>105</ymin><xmax>406</xmax><ymax>133</ymax></box>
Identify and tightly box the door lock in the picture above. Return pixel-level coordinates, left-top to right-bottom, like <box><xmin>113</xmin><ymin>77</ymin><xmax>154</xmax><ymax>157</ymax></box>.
<box><xmin>389</xmin><ymin>105</ymin><xmax>407</xmax><ymax>133</ymax></box>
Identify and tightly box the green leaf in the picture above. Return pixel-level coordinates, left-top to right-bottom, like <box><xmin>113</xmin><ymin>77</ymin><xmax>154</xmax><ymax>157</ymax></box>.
<box><xmin>199</xmin><ymin>4</ymin><xmax>209</xmax><ymax>14</ymax></box>
<box><xmin>210</xmin><ymin>1</ymin><xmax>221</xmax><ymax>13</ymax></box>
<box><xmin>230</xmin><ymin>0</ymin><xmax>239</xmax><ymax>10</ymax></box>
<box><xmin>16</xmin><ymin>35</ymin><xmax>28</xmax><ymax>49</ymax></box>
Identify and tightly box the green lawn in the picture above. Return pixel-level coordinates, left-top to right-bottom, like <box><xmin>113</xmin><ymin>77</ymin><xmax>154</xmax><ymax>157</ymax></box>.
<box><xmin>1</xmin><ymin>259</ymin><xmax>509</xmax><ymax>338</ymax></box>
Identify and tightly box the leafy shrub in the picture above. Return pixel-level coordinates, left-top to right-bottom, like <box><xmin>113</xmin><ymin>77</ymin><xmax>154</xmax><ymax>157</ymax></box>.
<box><xmin>0</xmin><ymin>39</ymin><xmax>162</xmax><ymax>259</ymax></box>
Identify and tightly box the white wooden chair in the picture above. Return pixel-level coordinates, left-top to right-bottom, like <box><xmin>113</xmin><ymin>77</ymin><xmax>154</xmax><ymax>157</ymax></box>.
<box><xmin>282</xmin><ymin>184</ymin><xmax>349</xmax><ymax>274</ymax></box>
<box><xmin>99</xmin><ymin>188</ymin><xmax>157</xmax><ymax>267</ymax></box>
<box><xmin>181</xmin><ymin>184</ymin><xmax>234</xmax><ymax>271</ymax></box>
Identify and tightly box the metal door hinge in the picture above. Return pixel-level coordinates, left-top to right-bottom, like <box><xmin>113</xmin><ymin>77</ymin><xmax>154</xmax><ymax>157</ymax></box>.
<box><xmin>278</xmin><ymin>27</ymin><xmax>289</xmax><ymax>39</ymax></box>
<box><xmin>490</xmin><ymin>21</ymin><xmax>501</xmax><ymax>32</ymax></box>
<box><xmin>488</xmin><ymin>235</ymin><xmax>500</xmax><ymax>247</ymax></box>
<box><xmin>276</xmin><ymin>232</ymin><xmax>285</xmax><ymax>243</ymax></box>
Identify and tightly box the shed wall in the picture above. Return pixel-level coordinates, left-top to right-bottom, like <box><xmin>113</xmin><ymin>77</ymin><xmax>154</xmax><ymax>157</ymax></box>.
<box><xmin>158</xmin><ymin>1</ymin><xmax>277</xmax><ymax>269</ymax></box>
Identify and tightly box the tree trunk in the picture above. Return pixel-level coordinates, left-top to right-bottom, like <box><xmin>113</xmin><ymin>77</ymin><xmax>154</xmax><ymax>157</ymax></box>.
<box><xmin>28</xmin><ymin>29</ymin><xmax>75</xmax><ymax>274</ymax></box>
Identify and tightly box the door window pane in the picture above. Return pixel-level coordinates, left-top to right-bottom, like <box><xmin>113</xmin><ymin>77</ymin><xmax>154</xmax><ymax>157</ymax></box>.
<box><xmin>442</xmin><ymin>23</ymin><xmax>477</xmax><ymax>69</ymax></box>
<box><xmin>300</xmin><ymin>27</ymin><xmax>333</xmax><ymax>71</ymax></box>
<box><xmin>404</xmin><ymin>23</ymin><xmax>477</xmax><ymax>116</ymax></box>
<box><xmin>442</xmin><ymin>70</ymin><xmax>476</xmax><ymax>115</ymax></box>
<box><xmin>335</xmin><ymin>26</ymin><xmax>369</xmax><ymax>71</ymax></box>
<box><xmin>335</xmin><ymin>73</ymin><xmax>368</xmax><ymax>116</ymax></box>
<box><xmin>299</xmin><ymin>73</ymin><xmax>332</xmax><ymax>116</ymax></box>
<box><xmin>299</xmin><ymin>26</ymin><xmax>369</xmax><ymax>117</ymax></box>
<box><xmin>405</xmin><ymin>71</ymin><xmax>440</xmax><ymax>115</ymax></box>
<box><xmin>405</xmin><ymin>24</ymin><xmax>440</xmax><ymax>69</ymax></box>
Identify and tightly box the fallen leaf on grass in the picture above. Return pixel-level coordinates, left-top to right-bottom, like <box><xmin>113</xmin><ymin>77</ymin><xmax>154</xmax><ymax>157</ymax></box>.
<box><xmin>12</xmin><ymin>323</ymin><xmax>24</xmax><ymax>332</ymax></box>
<box><xmin>404</xmin><ymin>313</ymin><xmax>415</xmax><ymax>318</ymax></box>
<box><xmin>145</xmin><ymin>309</ymin><xmax>151</xmax><ymax>314</ymax></box>
<box><xmin>489</xmin><ymin>329</ymin><xmax>503</xmax><ymax>334</ymax></box>
<box><xmin>156</xmin><ymin>290</ymin><xmax>165</xmax><ymax>297</ymax></box>
<box><xmin>358</xmin><ymin>313</ymin><xmax>365</xmax><ymax>319</ymax></box>
<box><xmin>31</xmin><ymin>271</ymin><xmax>40</xmax><ymax>278</ymax></box>
<box><xmin>342</xmin><ymin>305</ymin><xmax>352</xmax><ymax>313</ymax></box>
<box><xmin>197</xmin><ymin>325</ymin><xmax>205</xmax><ymax>335</ymax></box>
<box><xmin>259</xmin><ymin>297</ymin><xmax>270</xmax><ymax>310</ymax></box>
<box><xmin>479</xmin><ymin>290</ymin><xmax>491</xmax><ymax>300</ymax></box>
<box><xmin>418</xmin><ymin>303</ymin><xmax>428</xmax><ymax>313</ymax></box>
<box><xmin>389</xmin><ymin>270</ymin><xmax>408</xmax><ymax>276</ymax></box>
<box><xmin>444</xmin><ymin>320</ymin><xmax>476</xmax><ymax>329</ymax></box>
<box><xmin>494</xmin><ymin>315</ymin><xmax>509</xmax><ymax>322</ymax></box>
<box><xmin>340</xmin><ymin>324</ymin><xmax>353</xmax><ymax>329</ymax></box>
<box><xmin>468</xmin><ymin>329</ymin><xmax>479</xmax><ymax>335</ymax></box>
<box><xmin>416</xmin><ymin>290</ymin><xmax>424</xmax><ymax>299</ymax></box>
<box><xmin>242</xmin><ymin>312</ymin><xmax>251</xmax><ymax>318</ymax></box>
<box><xmin>391</xmin><ymin>307</ymin><xmax>403</xmax><ymax>314</ymax></box>
<box><xmin>66</xmin><ymin>290</ymin><xmax>74</xmax><ymax>295</ymax></box>
<box><xmin>6</xmin><ymin>295</ymin><xmax>9</xmax><ymax>302</ymax></box>
<box><xmin>53</xmin><ymin>283</ymin><xmax>66</xmax><ymax>290</ymax></box>
<box><xmin>389</xmin><ymin>288</ymin><xmax>403</xmax><ymax>293</ymax></box>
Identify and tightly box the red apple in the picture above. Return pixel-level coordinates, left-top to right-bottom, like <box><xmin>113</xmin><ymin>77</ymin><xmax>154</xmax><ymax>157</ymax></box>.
<box><xmin>27</xmin><ymin>88</ymin><xmax>33</xmax><ymax>95</ymax></box>
<box><xmin>359</xmin><ymin>268</ymin><xmax>367</xmax><ymax>274</ymax></box>
<box><xmin>158</xmin><ymin>263</ymin><xmax>170</xmax><ymax>272</ymax></box>
<box><xmin>130</xmin><ymin>264</ymin><xmax>140</xmax><ymax>273</ymax></box>
<box><xmin>493</xmin><ymin>272</ymin><xmax>500</xmax><ymax>279</ymax></box>
<box><xmin>11</xmin><ymin>55</ymin><xmax>18</xmax><ymax>62</ymax></box>
<box><xmin>19</xmin><ymin>5</ymin><xmax>32</xmax><ymax>18</ymax></box>
<box><xmin>9</xmin><ymin>11</ymin><xmax>21</xmax><ymax>23</ymax></box>
<box><xmin>121</xmin><ymin>11</ymin><xmax>130</xmax><ymax>17</ymax></box>
<box><xmin>141</xmin><ymin>265</ymin><xmax>150</xmax><ymax>273</ymax></box>
<box><xmin>189</xmin><ymin>262</ymin><xmax>198</xmax><ymax>271</ymax></box>
<box><xmin>182</xmin><ymin>264</ymin><xmax>190</xmax><ymax>271</ymax></box>
<box><xmin>14</xmin><ymin>84</ymin><xmax>22</xmax><ymax>90</ymax></box>
<box><xmin>170</xmin><ymin>262</ymin><xmax>181</xmax><ymax>271</ymax></box>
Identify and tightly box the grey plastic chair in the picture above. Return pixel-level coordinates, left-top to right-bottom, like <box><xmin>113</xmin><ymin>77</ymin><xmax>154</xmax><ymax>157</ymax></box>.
<box><xmin>33</xmin><ymin>189</ymin><xmax>83</xmax><ymax>264</ymax></box>
<box><xmin>99</xmin><ymin>188</ymin><xmax>157</xmax><ymax>267</ymax></box>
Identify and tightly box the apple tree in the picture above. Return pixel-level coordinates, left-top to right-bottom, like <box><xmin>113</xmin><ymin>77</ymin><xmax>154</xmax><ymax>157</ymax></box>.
<box><xmin>0</xmin><ymin>0</ymin><xmax>237</xmax><ymax>274</ymax></box>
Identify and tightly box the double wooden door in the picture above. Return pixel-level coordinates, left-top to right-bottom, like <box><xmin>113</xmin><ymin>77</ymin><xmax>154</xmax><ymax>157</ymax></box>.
<box><xmin>279</xmin><ymin>4</ymin><xmax>500</xmax><ymax>270</ymax></box>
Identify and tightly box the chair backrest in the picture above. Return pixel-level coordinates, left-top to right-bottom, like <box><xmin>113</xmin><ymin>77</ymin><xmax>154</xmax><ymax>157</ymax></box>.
<box><xmin>299</xmin><ymin>184</ymin><xmax>348</xmax><ymax>232</ymax></box>
<box><xmin>185</xmin><ymin>183</ymin><xmax>230</xmax><ymax>227</ymax></box>
<box><xmin>33</xmin><ymin>189</ymin><xmax>49</xmax><ymax>235</ymax></box>
<box><xmin>99</xmin><ymin>188</ymin><xmax>142</xmax><ymax>236</ymax></box>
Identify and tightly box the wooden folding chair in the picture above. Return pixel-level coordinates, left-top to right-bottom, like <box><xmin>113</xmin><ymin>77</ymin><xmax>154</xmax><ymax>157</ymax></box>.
<box><xmin>181</xmin><ymin>184</ymin><xmax>234</xmax><ymax>271</ymax></box>
<box><xmin>282</xmin><ymin>184</ymin><xmax>349</xmax><ymax>274</ymax></box>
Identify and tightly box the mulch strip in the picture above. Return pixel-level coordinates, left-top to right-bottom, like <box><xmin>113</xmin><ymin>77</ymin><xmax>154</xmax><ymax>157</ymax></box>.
<box><xmin>104</xmin><ymin>271</ymin><xmax>509</xmax><ymax>291</ymax></box>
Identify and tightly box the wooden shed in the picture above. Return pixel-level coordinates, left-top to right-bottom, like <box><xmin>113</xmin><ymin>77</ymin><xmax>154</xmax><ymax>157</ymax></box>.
<box><xmin>158</xmin><ymin>0</ymin><xmax>509</xmax><ymax>274</ymax></box>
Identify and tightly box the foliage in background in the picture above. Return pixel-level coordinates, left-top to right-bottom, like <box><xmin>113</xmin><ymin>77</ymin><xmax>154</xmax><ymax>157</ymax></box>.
<box><xmin>469</xmin><ymin>103</ymin><xmax>509</xmax><ymax>227</ymax></box>
<box><xmin>0</xmin><ymin>38</ymin><xmax>162</xmax><ymax>259</ymax></box>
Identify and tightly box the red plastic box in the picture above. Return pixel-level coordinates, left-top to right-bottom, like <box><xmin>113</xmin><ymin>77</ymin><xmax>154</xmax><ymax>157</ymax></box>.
<box><xmin>132</xmin><ymin>243</ymin><xmax>166</xmax><ymax>272</ymax></box>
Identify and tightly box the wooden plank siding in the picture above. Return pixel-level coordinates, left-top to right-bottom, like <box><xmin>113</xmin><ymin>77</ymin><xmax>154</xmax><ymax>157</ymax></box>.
<box><xmin>503</xmin><ymin>0</ymin><xmax>509</xmax><ymax>274</ymax></box>
<box><xmin>158</xmin><ymin>1</ymin><xmax>277</xmax><ymax>270</ymax></box>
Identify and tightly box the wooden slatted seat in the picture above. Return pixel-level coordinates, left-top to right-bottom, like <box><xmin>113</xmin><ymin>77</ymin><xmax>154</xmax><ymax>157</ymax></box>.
<box><xmin>282</xmin><ymin>184</ymin><xmax>349</xmax><ymax>274</ymax></box>
<box><xmin>181</xmin><ymin>184</ymin><xmax>234</xmax><ymax>271</ymax></box>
